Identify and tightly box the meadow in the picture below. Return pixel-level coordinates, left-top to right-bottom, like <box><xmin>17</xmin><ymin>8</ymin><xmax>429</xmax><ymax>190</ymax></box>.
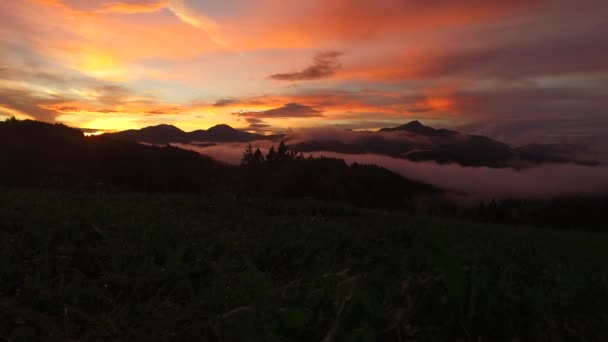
<box><xmin>1</xmin><ymin>188</ymin><xmax>608</xmax><ymax>341</ymax></box>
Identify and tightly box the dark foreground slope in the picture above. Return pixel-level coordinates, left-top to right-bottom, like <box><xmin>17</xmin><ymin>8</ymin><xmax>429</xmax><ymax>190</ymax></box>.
<box><xmin>1</xmin><ymin>189</ymin><xmax>607</xmax><ymax>341</ymax></box>
<box><xmin>0</xmin><ymin>118</ymin><xmax>437</xmax><ymax>209</ymax></box>
<box><xmin>0</xmin><ymin>118</ymin><xmax>223</xmax><ymax>192</ymax></box>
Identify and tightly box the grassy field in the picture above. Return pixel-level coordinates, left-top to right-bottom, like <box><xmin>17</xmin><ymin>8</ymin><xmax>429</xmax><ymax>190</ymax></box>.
<box><xmin>1</xmin><ymin>188</ymin><xmax>608</xmax><ymax>341</ymax></box>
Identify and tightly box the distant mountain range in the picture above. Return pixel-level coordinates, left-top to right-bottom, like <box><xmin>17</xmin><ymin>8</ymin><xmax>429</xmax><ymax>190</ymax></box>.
<box><xmin>103</xmin><ymin>124</ymin><xmax>273</xmax><ymax>144</ymax></box>
<box><xmin>101</xmin><ymin>120</ymin><xmax>599</xmax><ymax>168</ymax></box>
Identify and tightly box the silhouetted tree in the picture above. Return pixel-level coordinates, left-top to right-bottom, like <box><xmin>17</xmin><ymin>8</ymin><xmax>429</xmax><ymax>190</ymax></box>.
<box><xmin>252</xmin><ymin>148</ymin><xmax>264</xmax><ymax>166</ymax></box>
<box><xmin>266</xmin><ymin>146</ymin><xmax>277</xmax><ymax>162</ymax></box>
<box><xmin>241</xmin><ymin>144</ymin><xmax>255</xmax><ymax>166</ymax></box>
<box><xmin>277</xmin><ymin>141</ymin><xmax>288</xmax><ymax>161</ymax></box>
<box><xmin>478</xmin><ymin>200</ymin><xmax>486</xmax><ymax>217</ymax></box>
<box><xmin>287</xmin><ymin>150</ymin><xmax>298</xmax><ymax>160</ymax></box>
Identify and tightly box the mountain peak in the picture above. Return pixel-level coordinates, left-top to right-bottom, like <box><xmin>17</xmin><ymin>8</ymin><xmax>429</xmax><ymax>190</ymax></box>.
<box><xmin>403</xmin><ymin>120</ymin><xmax>424</xmax><ymax>128</ymax></box>
<box><xmin>144</xmin><ymin>124</ymin><xmax>183</xmax><ymax>132</ymax></box>
<box><xmin>207</xmin><ymin>124</ymin><xmax>235</xmax><ymax>132</ymax></box>
<box><xmin>380</xmin><ymin>120</ymin><xmax>437</xmax><ymax>135</ymax></box>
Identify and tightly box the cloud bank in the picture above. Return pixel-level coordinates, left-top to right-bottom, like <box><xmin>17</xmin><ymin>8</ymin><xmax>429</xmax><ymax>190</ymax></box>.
<box><xmin>173</xmin><ymin>141</ymin><xmax>608</xmax><ymax>199</ymax></box>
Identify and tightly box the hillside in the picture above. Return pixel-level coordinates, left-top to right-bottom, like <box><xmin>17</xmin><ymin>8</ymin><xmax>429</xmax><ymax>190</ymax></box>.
<box><xmin>0</xmin><ymin>118</ymin><xmax>223</xmax><ymax>192</ymax></box>
<box><xmin>1</xmin><ymin>188</ymin><xmax>607</xmax><ymax>340</ymax></box>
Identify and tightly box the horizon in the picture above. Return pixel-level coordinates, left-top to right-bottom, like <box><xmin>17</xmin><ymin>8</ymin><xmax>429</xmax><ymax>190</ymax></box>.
<box><xmin>1</xmin><ymin>0</ymin><xmax>607</xmax><ymax>147</ymax></box>
<box><xmin>79</xmin><ymin>119</ymin><xmax>433</xmax><ymax>136</ymax></box>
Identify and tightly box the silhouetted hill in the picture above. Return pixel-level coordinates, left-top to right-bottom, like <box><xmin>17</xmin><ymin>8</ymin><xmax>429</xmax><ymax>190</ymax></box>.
<box><xmin>240</xmin><ymin>156</ymin><xmax>437</xmax><ymax>209</ymax></box>
<box><xmin>0</xmin><ymin>119</ymin><xmax>223</xmax><ymax>192</ymax></box>
<box><xmin>107</xmin><ymin>124</ymin><xmax>186</xmax><ymax>144</ymax></box>
<box><xmin>293</xmin><ymin>121</ymin><xmax>597</xmax><ymax>167</ymax></box>
<box><xmin>189</xmin><ymin>124</ymin><xmax>266</xmax><ymax>142</ymax></box>
<box><xmin>104</xmin><ymin>123</ymin><xmax>268</xmax><ymax>144</ymax></box>
<box><xmin>380</xmin><ymin>120</ymin><xmax>456</xmax><ymax>136</ymax></box>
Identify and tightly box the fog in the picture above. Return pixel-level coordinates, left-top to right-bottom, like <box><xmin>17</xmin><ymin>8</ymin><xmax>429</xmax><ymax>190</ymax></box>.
<box><xmin>174</xmin><ymin>142</ymin><xmax>608</xmax><ymax>200</ymax></box>
<box><xmin>283</xmin><ymin>127</ymin><xmax>434</xmax><ymax>145</ymax></box>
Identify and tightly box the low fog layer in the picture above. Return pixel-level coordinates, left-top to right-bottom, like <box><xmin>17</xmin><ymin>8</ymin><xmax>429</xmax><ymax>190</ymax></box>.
<box><xmin>174</xmin><ymin>141</ymin><xmax>608</xmax><ymax>199</ymax></box>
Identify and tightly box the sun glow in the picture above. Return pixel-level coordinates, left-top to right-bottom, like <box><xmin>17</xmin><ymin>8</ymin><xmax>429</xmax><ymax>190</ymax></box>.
<box><xmin>78</xmin><ymin>51</ymin><xmax>126</xmax><ymax>81</ymax></box>
<box><xmin>83</xmin><ymin>131</ymin><xmax>105</xmax><ymax>137</ymax></box>
<box><xmin>427</xmin><ymin>97</ymin><xmax>454</xmax><ymax>112</ymax></box>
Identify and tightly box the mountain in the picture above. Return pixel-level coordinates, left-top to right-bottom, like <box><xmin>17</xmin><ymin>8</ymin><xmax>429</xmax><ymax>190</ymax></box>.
<box><xmin>380</xmin><ymin>120</ymin><xmax>453</xmax><ymax>136</ymax></box>
<box><xmin>292</xmin><ymin>121</ymin><xmax>597</xmax><ymax>168</ymax></box>
<box><xmin>104</xmin><ymin>124</ymin><xmax>268</xmax><ymax>144</ymax></box>
<box><xmin>107</xmin><ymin>124</ymin><xmax>187</xmax><ymax>144</ymax></box>
<box><xmin>103</xmin><ymin>120</ymin><xmax>598</xmax><ymax>168</ymax></box>
<box><xmin>188</xmin><ymin>124</ymin><xmax>266</xmax><ymax>143</ymax></box>
<box><xmin>291</xmin><ymin>121</ymin><xmax>515</xmax><ymax>167</ymax></box>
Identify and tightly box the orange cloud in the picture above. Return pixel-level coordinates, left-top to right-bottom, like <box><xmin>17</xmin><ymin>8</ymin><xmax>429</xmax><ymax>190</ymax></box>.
<box><xmin>100</xmin><ymin>1</ymin><xmax>168</xmax><ymax>14</ymax></box>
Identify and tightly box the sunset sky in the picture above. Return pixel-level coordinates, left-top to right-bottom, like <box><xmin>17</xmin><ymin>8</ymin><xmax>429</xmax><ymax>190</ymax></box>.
<box><xmin>1</xmin><ymin>0</ymin><xmax>607</xmax><ymax>145</ymax></box>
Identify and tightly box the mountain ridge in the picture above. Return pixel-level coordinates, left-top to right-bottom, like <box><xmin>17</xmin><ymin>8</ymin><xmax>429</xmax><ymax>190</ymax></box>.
<box><xmin>100</xmin><ymin>120</ymin><xmax>598</xmax><ymax>168</ymax></box>
<box><xmin>103</xmin><ymin>123</ymin><xmax>268</xmax><ymax>144</ymax></box>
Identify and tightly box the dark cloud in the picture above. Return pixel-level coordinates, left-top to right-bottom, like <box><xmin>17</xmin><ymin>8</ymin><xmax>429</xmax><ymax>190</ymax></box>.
<box><xmin>270</xmin><ymin>51</ymin><xmax>343</xmax><ymax>81</ymax></box>
<box><xmin>234</xmin><ymin>103</ymin><xmax>324</xmax><ymax>118</ymax></box>
<box><xmin>413</xmin><ymin>39</ymin><xmax>608</xmax><ymax>80</ymax></box>
<box><xmin>0</xmin><ymin>87</ymin><xmax>73</xmax><ymax>121</ymax></box>
<box><xmin>242</xmin><ymin>117</ymin><xmax>271</xmax><ymax>132</ymax></box>
<box><xmin>245</xmin><ymin>117</ymin><xmax>264</xmax><ymax>124</ymax></box>
<box><xmin>54</xmin><ymin>106</ymin><xmax>81</xmax><ymax>112</ymax></box>
<box><xmin>213</xmin><ymin>99</ymin><xmax>237</xmax><ymax>107</ymax></box>
<box><xmin>248</xmin><ymin>123</ymin><xmax>271</xmax><ymax>129</ymax></box>
<box><xmin>144</xmin><ymin>107</ymin><xmax>185</xmax><ymax>115</ymax></box>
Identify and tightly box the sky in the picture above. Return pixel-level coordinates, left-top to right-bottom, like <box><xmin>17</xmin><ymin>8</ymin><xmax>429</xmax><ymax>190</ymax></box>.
<box><xmin>1</xmin><ymin>0</ymin><xmax>607</xmax><ymax>145</ymax></box>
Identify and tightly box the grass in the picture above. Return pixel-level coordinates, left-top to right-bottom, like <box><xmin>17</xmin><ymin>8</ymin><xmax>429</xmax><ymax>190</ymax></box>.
<box><xmin>1</xmin><ymin>188</ymin><xmax>608</xmax><ymax>341</ymax></box>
